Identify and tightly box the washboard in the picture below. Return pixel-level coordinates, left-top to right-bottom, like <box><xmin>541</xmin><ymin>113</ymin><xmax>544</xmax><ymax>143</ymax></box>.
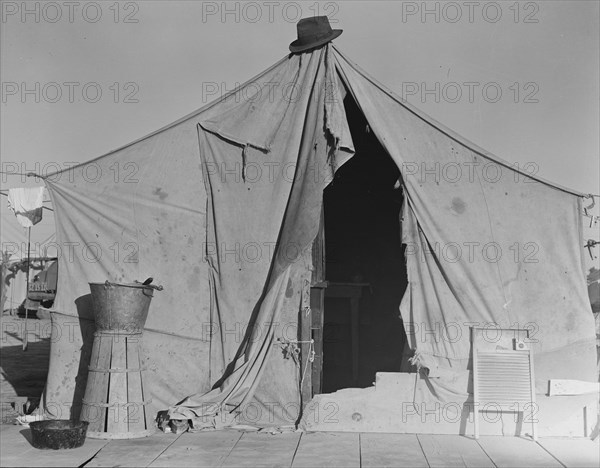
<box><xmin>471</xmin><ymin>327</ymin><xmax>537</xmax><ymax>440</ymax></box>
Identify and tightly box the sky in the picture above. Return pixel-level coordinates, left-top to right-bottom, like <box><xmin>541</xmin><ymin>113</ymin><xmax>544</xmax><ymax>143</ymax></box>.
<box><xmin>1</xmin><ymin>1</ymin><xmax>599</xmax><ymax>256</ymax></box>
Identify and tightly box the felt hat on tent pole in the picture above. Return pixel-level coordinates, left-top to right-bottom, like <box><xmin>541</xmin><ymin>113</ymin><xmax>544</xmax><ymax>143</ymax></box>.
<box><xmin>289</xmin><ymin>16</ymin><xmax>343</xmax><ymax>53</ymax></box>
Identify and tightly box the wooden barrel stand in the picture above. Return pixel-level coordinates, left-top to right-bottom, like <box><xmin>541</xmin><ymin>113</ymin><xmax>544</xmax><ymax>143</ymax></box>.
<box><xmin>80</xmin><ymin>281</ymin><xmax>160</xmax><ymax>439</ymax></box>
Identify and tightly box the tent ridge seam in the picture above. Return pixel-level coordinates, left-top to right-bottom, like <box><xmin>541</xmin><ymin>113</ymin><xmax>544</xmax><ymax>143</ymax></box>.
<box><xmin>332</xmin><ymin>45</ymin><xmax>591</xmax><ymax>198</ymax></box>
<box><xmin>40</xmin><ymin>54</ymin><xmax>289</xmax><ymax>179</ymax></box>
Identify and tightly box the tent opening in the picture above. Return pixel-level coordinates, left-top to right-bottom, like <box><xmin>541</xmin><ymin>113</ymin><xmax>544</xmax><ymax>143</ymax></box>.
<box><xmin>320</xmin><ymin>92</ymin><xmax>409</xmax><ymax>393</ymax></box>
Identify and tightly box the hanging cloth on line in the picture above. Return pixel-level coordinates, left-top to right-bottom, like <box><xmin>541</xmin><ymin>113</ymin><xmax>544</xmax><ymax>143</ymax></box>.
<box><xmin>7</xmin><ymin>187</ymin><xmax>45</xmax><ymax>228</ymax></box>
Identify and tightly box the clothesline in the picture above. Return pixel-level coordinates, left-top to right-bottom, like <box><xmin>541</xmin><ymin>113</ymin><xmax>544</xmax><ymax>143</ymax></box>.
<box><xmin>0</xmin><ymin>170</ymin><xmax>45</xmax><ymax>176</ymax></box>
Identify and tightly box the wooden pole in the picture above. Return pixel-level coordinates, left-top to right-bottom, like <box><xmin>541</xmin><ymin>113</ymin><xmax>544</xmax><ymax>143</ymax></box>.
<box><xmin>23</xmin><ymin>227</ymin><xmax>31</xmax><ymax>351</ymax></box>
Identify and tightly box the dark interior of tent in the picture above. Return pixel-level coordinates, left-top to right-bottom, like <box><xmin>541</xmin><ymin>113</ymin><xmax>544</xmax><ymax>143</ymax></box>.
<box><xmin>318</xmin><ymin>88</ymin><xmax>409</xmax><ymax>393</ymax></box>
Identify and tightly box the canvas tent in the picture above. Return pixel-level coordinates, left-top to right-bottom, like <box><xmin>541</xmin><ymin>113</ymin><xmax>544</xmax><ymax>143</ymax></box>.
<box><xmin>39</xmin><ymin>44</ymin><xmax>597</xmax><ymax>433</ymax></box>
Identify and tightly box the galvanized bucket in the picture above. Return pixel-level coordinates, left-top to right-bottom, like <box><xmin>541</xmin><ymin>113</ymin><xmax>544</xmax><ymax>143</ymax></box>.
<box><xmin>88</xmin><ymin>281</ymin><xmax>160</xmax><ymax>333</ymax></box>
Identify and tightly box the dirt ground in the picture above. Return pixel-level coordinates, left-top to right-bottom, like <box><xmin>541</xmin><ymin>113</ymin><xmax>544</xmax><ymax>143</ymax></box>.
<box><xmin>0</xmin><ymin>314</ymin><xmax>50</xmax><ymax>424</ymax></box>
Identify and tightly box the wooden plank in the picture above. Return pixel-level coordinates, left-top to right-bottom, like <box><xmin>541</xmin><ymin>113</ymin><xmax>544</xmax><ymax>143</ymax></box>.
<box><xmin>537</xmin><ymin>437</ymin><xmax>600</xmax><ymax>468</ymax></box>
<box><xmin>0</xmin><ymin>424</ymin><xmax>9</xmax><ymax>433</ymax></box>
<box><xmin>86</xmin><ymin>333</ymin><xmax>112</xmax><ymax>433</ymax></box>
<box><xmin>528</xmin><ymin>348</ymin><xmax>538</xmax><ymax>441</ymax></box>
<box><xmin>106</xmin><ymin>336</ymin><xmax>128</xmax><ymax>435</ymax></box>
<box><xmin>222</xmin><ymin>432</ymin><xmax>301</xmax><ymax>467</ymax></box>
<box><xmin>477</xmin><ymin>436</ymin><xmax>562</xmax><ymax>467</ymax></box>
<box><xmin>139</xmin><ymin>355</ymin><xmax>151</xmax><ymax>431</ymax></box>
<box><xmin>311</xmin><ymin>205</ymin><xmax>326</xmax><ymax>286</ymax></box>
<box><xmin>24</xmin><ymin>439</ymin><xmax>109</xmax><ymax>467</ymax></box>
<box><xmin>0</xmin><ymin>426</ymin><xmax>31</xmax><ymax>460</ymax></box>
<box><xmin>311</xmin><ymin>287</ymin><xmax>325</xmax><ymax>396</ymax></box>
<box><xmin>86</xmin><ymin>431</ymin><xmax>181</xmax><ymax>467</ymax></box>
<box><xmin>417</xmin><ymin>434</ymin><xmax>494</xmax><ymax>467</ymax></box>
<box><xmin>308</xmin><ymin>205</ymin><xmax>326</xmax><ymax>398</ymax></box>
<box><xmin>81</xmin><ymin>333</ymin><xmax>102</xmax><ymax>431</ymax></box>
<box><xmin>149</xmin><ymin>430</ymin><xmax>242</xmax><ymax>467</ymax></box>
<box><xmin>361</xmin><ymin>433</ymin><xmax>428</xmax><ymax>468</ymax></box>
<box><xmin>300</xmin><ymin>280</ymin><xmax>312</xmax><ymax>408</ymax></box>
<box><xmin>308</xmin><ymin>202</ymin><xmax>325</xmax><ymax>399</ymax></box>
<box><xmin>0</xmin><ymin>425</ymin><xmax>108</xmax><ymax>467</ymax></box>
<box><xmin>291</xmin><ymin>432</ymin><xmax>359</xmax><ymax>468</ymax></box>
<box><xmin>126</xmin><ymin>335</ymin><xmax>145</xmax><ymax>433</ymax></box>
<box><xmin>349</xmin><ymin>297</ymin><xmax>359</xmax><ymax>384</ymax></box>
<box><xmin>549</xmin><ymin>379</ymin><xmax>600</xmax><ymax>396</ymax></box>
